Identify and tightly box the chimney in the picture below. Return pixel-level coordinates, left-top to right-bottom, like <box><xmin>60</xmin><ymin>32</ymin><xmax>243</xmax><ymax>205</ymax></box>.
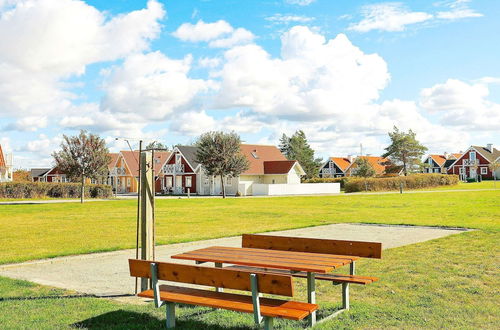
<box><xmin>487</xmin><ymin>144</ymin><xmax>493</xmax><ymax>153</ymax></box>
<box><xmin>347</xmin><ymin>155</ymin><xmax>354</xmax><ymax>163</ymax></box>
<box><xmin>444</xmin><ymin>152</ymin><xmax>449</xmax><ymax>159</ymax></box>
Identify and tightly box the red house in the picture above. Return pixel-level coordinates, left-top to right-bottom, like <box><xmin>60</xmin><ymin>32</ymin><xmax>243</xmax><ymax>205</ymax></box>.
<box><xmin>447</xmin><ymin>144</ymin><xmax>499</xmax><ymax>180</ymax></box>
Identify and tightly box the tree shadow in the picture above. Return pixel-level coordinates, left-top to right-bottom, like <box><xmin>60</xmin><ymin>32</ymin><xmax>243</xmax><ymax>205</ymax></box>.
<box><xmin>72</xmin><ymin>309</ymin><xmax>252</xmax><ymax>329</ymax></box>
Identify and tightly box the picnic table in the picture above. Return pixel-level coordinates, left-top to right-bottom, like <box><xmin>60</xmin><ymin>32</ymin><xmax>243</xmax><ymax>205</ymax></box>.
<box><xmin>172</xmin><ymin>245</ymin><xmax>361</xmax><ymax>326</ymax></box>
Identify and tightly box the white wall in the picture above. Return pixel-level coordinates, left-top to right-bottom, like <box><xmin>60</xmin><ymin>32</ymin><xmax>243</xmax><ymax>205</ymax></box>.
<box><xmin>252</xmin><ymin>183</ymin><xmax>340</xmax><ymax>196</ymax></box>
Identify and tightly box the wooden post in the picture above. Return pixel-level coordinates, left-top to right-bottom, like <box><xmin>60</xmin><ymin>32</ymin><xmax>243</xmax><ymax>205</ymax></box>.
<box><xmin>140</xmin><ymin>151</ymin><xmax>154</xmax><ymax>291</ymax></box>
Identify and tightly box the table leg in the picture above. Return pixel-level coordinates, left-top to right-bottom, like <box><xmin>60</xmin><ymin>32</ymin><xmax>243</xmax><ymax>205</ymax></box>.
<box><xmin>343</xmin><ymin>261</ymin><xmax>355</xmax><ymax>310</ymax></box>
<box><xmin>307</xmin><ymin>272</ymin><xmax>316</xmax><ymax>326</ymax></box>
<box><xmin>215</xmin><ymin>262</ymin><xmax>223</xmax><ymax>292</ymax></box>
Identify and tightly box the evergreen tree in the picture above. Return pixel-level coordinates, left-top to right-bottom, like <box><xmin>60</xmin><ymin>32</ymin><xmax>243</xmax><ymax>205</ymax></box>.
<box><xmin>353</xmin><ymin>158</ymin><xmax>376</xmax><ymax>178</ymax></box>
<box><xmin>145</xmin><ymin>141</ymin><xmax>168</xmax><ymax>150</ymax></box>
<box><xmin>280</xmin><ymin>130</ymin><xmax>322</xmax><ymax>179</ymax></box>
<box><xmin>382</xmin><ymin>126</ymin><xmax>428</xmax><ymax>176</ymax></box>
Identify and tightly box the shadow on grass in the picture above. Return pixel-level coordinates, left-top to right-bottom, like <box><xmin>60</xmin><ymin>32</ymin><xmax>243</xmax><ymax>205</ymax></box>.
<box><xmin>73</xmin><ymin>309</ymin><xmax>251</xmax><ymax>329</ymax></box>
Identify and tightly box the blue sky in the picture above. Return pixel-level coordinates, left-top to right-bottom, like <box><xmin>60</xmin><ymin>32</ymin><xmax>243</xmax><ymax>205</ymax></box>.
<box><xmin>0</xmin><ymin>0</ymin><xmax>499</xmax><ymax>168</ymax></box>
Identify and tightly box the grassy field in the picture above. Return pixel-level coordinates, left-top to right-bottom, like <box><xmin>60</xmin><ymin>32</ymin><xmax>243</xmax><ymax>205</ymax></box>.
<box><xmin>0</xmin><ymin>230</ymin><xmax>498</xmax><ymax>329</ymax></box>
<box><xmin>0</xmin><ymin>190</ymin><xmax>499</xmax><ymax>264</ymax></box>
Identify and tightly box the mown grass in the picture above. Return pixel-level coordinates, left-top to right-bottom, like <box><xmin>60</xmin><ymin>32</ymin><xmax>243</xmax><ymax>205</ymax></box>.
<box><xmin>0</xmin><ymin>230</ymin><xmax>498</xmax><ymax>329</ymax></box>
<box><xmin>0</xmin><ymin>190</ymin><xmax>499</xmax><ymax>264</ymax></box>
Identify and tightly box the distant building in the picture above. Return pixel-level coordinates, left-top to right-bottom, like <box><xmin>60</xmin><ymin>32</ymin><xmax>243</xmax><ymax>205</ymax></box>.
<box><xmin>319</xmin><ymin>157</ymin><xmax>352</xmax><ymax>178</ymax></box>
<box><xmin>0</xmin><ymin>144</ymin><xmax>13</xmax><ymax>182</ymax></box>
<box><xmin>30</xmin><ymin>167</ymin><xmax>68</xmax><ymax>182</ymax></box>
<box><xmin>345</xmin><ymin>156</ymin><xmax>397</xmax><ymax>177</ymax></box>
<box><xmin>447</xmin><ymin>144</ymin><xmax>499</xmax><ymax>180</ymax></box>
<box><xmin>422</xmin><ymin>153</ymin><xmax>461</xmax><ymax>174</ymax></box>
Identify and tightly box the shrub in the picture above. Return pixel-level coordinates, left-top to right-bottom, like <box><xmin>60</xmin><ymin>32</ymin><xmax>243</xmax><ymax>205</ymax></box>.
<box><xmin>303</xmin><ymin>177</ymin><xmax>351</xmax><ymax>188</ymax></box>
<box><xmin>0</xmin><ymin>182</ymin><xmax>113</xmax><ymax>199</ymax></box>
<box><xmin>344</xmin><ymin>174</ymin><xmax>459</xmax><ymax>193</ymax></box>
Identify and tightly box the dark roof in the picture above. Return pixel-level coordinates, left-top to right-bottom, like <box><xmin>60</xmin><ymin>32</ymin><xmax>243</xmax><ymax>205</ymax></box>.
<box><xmin>471</xmin><ymin>145</ymin><xmax>500</xmax><ymax>163</ymax></box>
<box><xmin>30</xmin><ymin>168</ymin><xmax>50</xmax><ymax>178</ymax></box>
<box><xmin>177</xmin><ymin>146</ymin><xmax>201</xmax><ymax>170</ymax></box>
<box><xmin>444</xmin><ymin>159</ymin><xmax>455</xmax><ymax>168</ymax></box>
<box><xmin>263</xmin><ymin>160</ymin><xmax>296</xmax><ymax>174</ymax></box>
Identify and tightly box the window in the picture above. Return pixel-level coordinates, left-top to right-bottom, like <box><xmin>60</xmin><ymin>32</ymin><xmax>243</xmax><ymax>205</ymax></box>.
<box><xmin>481</xmin><ymin>167</ymin><xmax>488</xmax><ymax>175</ymax></box>
<box><xmin>251</xmin><ymin>151</ymin><xmax>259</xmax><ymax>159</ymax></box>
<box><xmin>434</xmin><ymin>168</ymin><xmax>440</xmax><ymax>173</ymax></box>
<box><xmin>226</xmin><ymin>176</ymin><xmax>232</xmax><ymax>185</ymax></box>
<box><xmin>469</xmin><ymin>151</ymin><xmax>476</xmax><ymax>162</ymax></box>
<box><xmin>166</xmin><ymin>177</ymin><xmax>173</xmax><ymax>187</ymax></box>
<box><xmin>459</xmin><ymin>167</ymin><xmax>465</xmax><ymax>174</ymax></box>
<box><xmin>204</xmin><ymin>177</ymin><xmax>209</xmax><ymax>185</ymax></box>
<box><xmin>272</xmin><ymin>179</ymin><xmax>276</xmax><ymax>184</ymax></box>
<box><xmin>185</xmin><ymin>176</ymin><xmax>192</xmax><ymax>188</ymax></box>
<box><xmin>127</xmin><ymin>178</ymin><xmax>131</xmax><ymax>187</ymax></box>
<box><xmin>175</xmin><ymin>154</ymin><xmax>181</xmax><ymax>165</ymax></box>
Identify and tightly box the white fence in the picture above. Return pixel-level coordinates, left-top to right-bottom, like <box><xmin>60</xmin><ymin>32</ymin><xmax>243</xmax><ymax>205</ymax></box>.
<box><xmin>251</xmin><ymin>183</ymin><xmax>340</xmax><ymax>196</ymax></box>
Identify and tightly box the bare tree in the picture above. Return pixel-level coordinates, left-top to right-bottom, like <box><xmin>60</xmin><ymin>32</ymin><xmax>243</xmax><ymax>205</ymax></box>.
<box><xmin>52</xmin><ymin>130</ymin><xmax>110</xmax><ymax>203</ymax></box>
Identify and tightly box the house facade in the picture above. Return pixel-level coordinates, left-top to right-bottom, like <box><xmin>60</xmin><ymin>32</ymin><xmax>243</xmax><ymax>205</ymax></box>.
<box><xmin>319</xmin><ymin>157</ymin><xmax>352</xmax><ymax>178</ymax></box>
<box><xmin>108</xmin><ymin>150</ymin><xmax>171</xmax><ymax>194</ymax></box>
<box><xmin>422</xmin><ymin>153</ymin><xmax>461</xmax><ymax>174</ymax></box>
<box><xmin>30</xmin><ymin>167</ymin><xmax>68</xmax><ymax>182</ymax></box>
<box><xmin>447</xmin><ymin>144</ymin><xmax>499</xmax><ymax>180</ymax></box>
<box><xmin>158</xmin><ymin>144</ymin><xmax>305</xmax><ymax>196</ymax></box>
<box><xmin>0</xmin><ymin>145</ymin><xmax>13</xmax><ymax>182</ymax></box>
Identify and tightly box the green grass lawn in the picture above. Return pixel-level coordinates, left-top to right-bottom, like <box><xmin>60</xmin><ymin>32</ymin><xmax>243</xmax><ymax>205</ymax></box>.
<box><xmin>0</xmin><ymin>190</ymin><xmax>499</xmax><ymax>264</ymax></box>
<box><xmin>1</xmin><ymin>230</ymin><xmax>498</xmax><ymax>329</ymax></box>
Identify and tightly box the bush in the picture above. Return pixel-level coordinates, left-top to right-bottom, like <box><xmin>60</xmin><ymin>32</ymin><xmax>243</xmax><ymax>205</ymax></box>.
<box><xmin>344</xmin><ymin>174</ymin><xmax>459</xmax><ymax>193</ymax></box>
<box><xmin>303</xmin><ymin>177</ymin><xmax>351</xmax><ymax>188</ymax></box>
<box><xmin>466</xmin><ymin>178</ymin><xmax>477</xmax><ymax>183</ymax></box>
<box><xmin>0</xmin><ymin>182</ymin><xmax>113</xmax><ymax>199</ymax></box>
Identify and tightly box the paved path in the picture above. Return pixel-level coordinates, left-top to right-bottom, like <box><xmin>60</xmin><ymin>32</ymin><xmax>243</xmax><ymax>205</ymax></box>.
<box><xmin>0</xmin><ymin>224</ymin><xmax>468</xmax><ymax>296</ymax></box>
<box><xmin>0</xmin><ymin>199</ymin><xmax>112</xmax><ymax>205</ymax></box>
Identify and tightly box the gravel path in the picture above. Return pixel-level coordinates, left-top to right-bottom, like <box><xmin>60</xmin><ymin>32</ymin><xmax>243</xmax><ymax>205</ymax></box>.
<box><xmin>0</xmin><ymin>223</ymin><xmax>468</xmax><ymax>296</ymax></box>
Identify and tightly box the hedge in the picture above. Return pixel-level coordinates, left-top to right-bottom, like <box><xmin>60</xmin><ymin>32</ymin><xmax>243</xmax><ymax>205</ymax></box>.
<box><xmin>344</xmin><ymin>174</ymin><xmax>460</xmax><ymax>193</ymax></box>
<box><xmin>303</xmin><ymin>177</ymin><xmax>351</xmax><ymax>188</ymax></box>
<box><xmin>0</xmin><ymin>182</ymin><xmax>113</xmax><ymax>199</ymax></box>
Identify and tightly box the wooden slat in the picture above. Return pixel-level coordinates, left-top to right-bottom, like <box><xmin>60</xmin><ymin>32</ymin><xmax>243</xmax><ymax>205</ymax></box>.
<box><xmin>171</xmin><ymin>251</ymin><xmax>336</xmax><ymax>273</ymax></box>
<box><xmin>128</xmin><ymin>259</ymin><xmax>293</xmax><ymax>296</ymax></box>
<box><xmin>205</xmin><ymin>246</ymin><xmax>359</xmax><ymax>263</ymax></box>
<box><xmin>242</xmin><ymin>234</ymin><xmax>382</xmax><ymax>259</ymax></box>
<box><xmin>179</xmin><ymin>248</ymin><xmax>352</xmax><ymax>267</ymax></box>
<box><xmin>138</xmin><ymin>285</ymin><xmax>318</xmax><ymax>320</ymax></box>
<box><xmin>225</xmin><ymin>265</ymin><xmax>379</xmax><ymax>285</ymax></box>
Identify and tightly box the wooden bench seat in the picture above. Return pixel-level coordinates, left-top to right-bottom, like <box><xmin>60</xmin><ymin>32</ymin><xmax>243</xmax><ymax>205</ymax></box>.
<box><xmin>129</xmin><ymin>259</ymin><xmax>317</xmax><ymax>329</ymax></box>
<box><xmin>138</xmin><ymin>285</ymin><xmax>318</xmax><ymax>320</ymax></box>
<box><xmin>225</xmin><ymin>265</ymin><xmax>379</xmax><ymax>285</ymax></box>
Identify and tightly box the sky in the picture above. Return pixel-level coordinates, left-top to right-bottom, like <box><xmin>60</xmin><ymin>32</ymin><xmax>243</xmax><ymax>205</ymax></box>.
<box><xmin>0</xmin><ymin>0</ymin><xmax>499</xmax><ymax>168</ymax></box>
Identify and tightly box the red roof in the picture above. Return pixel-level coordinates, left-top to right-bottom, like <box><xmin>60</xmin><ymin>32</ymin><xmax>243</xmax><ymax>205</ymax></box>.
<box><xmin>263</xmin><ymin>160</ymin><xmax>296</xmax><ymax>174</ymax></box>
<box><xmin>329</xmin><ymin>157</ymin><xmax>351</xmax><ymax>171</ymax></box>
<box><xmin>347</xmin><ymin>156</ymin><xmax>390</xmax><ymax>175</ymax></box>
<box><xmin>240</xmin><ymin>144</ymin><xmax>288</xmax><ymax>175</ymax></box>
<box><xmin>0</xmin><ymin>145</ymin><xmax>5</xmax><ymax>168</ymax></box>
<box><xmin>430</xmin><ymin>155</ymin><xmax>447</xmax><ymax>167</ymax></box>
<box><xmin>108</xmin><ymin>153</ymin><xmax>119</xmax><ymax>170</ymax></box>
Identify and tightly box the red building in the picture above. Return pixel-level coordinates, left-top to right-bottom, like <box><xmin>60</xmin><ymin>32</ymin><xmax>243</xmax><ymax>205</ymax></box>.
<box><xmin>447</xmin><ymin>144</ymin><xmax>499</xmax><ymax>180</ymax></box>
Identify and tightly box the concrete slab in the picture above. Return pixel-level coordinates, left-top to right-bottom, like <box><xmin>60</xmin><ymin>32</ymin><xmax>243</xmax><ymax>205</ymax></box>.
<box><xmin>0</xmin><ymin>224</ymin><xmax>468</xmax><ymax>296</ymax></box>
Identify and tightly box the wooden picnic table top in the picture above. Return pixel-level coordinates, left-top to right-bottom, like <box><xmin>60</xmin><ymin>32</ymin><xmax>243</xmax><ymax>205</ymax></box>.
<box><xmin>171</xmin><ymin>246</ymin><xmax>359</xmax><ymax>274</ymax></box>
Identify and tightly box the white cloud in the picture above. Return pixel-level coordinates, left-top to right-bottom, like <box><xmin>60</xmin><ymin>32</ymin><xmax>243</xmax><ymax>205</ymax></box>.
<box><xmin>420</xmin><ymin>79</ymin><xmax>500</xmax><ymax>130</ymax></box>
<box><xmin>266</xmin><ymin>14</ymin><xmax>315</xmax><ymax>24</ymax></box>
<box><xmin>3</xmin><ymin>116</ymin><xmax>47</xmax><ymax>132</ymax></box>
<box><xmin>169</xmin><ymin>110</ymin><xmax>216</xmax><ymax>135</ymax></box>
<box><xmin>0</xmin><ymin>0</ymin><xmax>165</xmax><ymax>117</ymax></box>
<box><xmin>172</xmin><ymin>20</ymin><xmax>233</xmax><ymax>42</ymax></box>
<box><xmin>101</xmin><ymin>51</ymin><xmax>214</xmax><ymax>121</ymax></box>
<box><xmin>198</xmin><ymin>57</ymin><xmax>221</xmax><ymax>68</ymax></box>
<box><xmin>208</xmin><ymin>28</ymin><xmax>255</xmax><ymax>48</ymax></box>
<box><xmin>436</xmin><ymin>0</ymin><xmax>483</xmax><ymax>20</ymax></box>
<box><xmin>285</xmin><ymin>0</ymin><xmax>315</xmax><ymax>6</ymax></box>
<box><xmin>348</xmin><ymin>2</ymin><xmax>433</xmax><ymax>32</ymax></box>
<box><xmin>22</xmin><ymin>134</ymin><xmax>62</xmax><ymax>156</ymax></box>
<box><xmin>215</xmin><ymin>26</ymin><xmax>390</xmax><ymax>121</ymax></box>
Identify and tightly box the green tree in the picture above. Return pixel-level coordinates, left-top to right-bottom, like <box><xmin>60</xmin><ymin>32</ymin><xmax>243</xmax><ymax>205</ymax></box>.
<box><xmin>353</xmin><ymin>157</ymin><xmax>376</xmax><ymax>178</ymax></box>
<box><xmin>52</xmin><ymin>130</ymin><xmax>110</xmax><ymax>203</ymax></box>
<box><xmin>145</xmin><ymin>141</ymin><xmax>168</xmax><ymax>150</ymax></box>
<box><xmin>382</xmin><ymin>126</ymin><xmax>428</xmax><ymax>176</ymax></box>
<box><xmin>279</xmin><ymin>130</ymin><xmax>322</xmax><ymax>179</ymax></box>
<box><xmin>195</xmin><ymin>131</ymin><xmax>249</xmax><ymax>198</ymax></box>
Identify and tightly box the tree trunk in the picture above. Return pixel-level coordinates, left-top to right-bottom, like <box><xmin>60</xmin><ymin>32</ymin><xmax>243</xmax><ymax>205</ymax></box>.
<box><xmin>80</xmin><ymin>174</ymin><xmax>85</xmax><ymax>203</ymax></box>
<box><xmin>220</xmin><ymin>174</ymin><xmax>226</xmax><ymax>198</ymax></box>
